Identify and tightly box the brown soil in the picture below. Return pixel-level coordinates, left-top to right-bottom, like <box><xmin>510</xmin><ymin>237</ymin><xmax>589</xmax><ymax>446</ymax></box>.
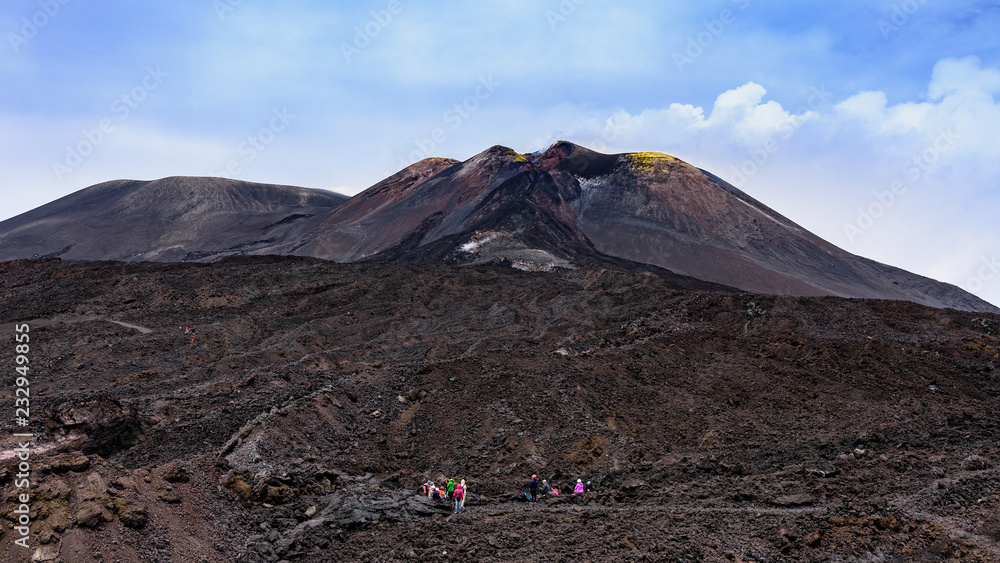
<box><xmin>1</xmin><ymin>256</ymin><xmax>999</xmax><ymax>562</ymax></box>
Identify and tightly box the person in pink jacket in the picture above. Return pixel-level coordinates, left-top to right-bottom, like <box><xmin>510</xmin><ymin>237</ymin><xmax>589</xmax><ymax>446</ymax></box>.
<box><xmin>574</xmin><ymin>479</ymin><xmax>585</xmax><ymax>494</ymax></box>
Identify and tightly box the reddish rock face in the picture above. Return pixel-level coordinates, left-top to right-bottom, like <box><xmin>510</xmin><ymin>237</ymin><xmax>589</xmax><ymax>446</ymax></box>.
<box><xmin>272</xmin><ymin>141</ymin><xmax>997</xmax><ymax>313</ymax></box>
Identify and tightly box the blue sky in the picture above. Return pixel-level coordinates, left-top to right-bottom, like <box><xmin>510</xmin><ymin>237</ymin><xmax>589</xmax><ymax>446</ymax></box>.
<box><xmin>2</xmin><ymin>0</ymin><xmax>1000</xmax><ymax>306</ymax></box>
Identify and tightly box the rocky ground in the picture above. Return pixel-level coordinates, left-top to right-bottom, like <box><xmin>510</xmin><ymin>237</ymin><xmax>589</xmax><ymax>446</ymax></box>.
<box><xmin>1</xmin><ymin>256</ymin><xmax>999</xmax><ymax>562</ymax></box>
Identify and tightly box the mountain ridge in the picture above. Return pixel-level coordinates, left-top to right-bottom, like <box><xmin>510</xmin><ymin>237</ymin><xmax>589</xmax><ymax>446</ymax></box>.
<box><xmin>0</xmin><ymin>176</ymin><xmax>348</xmax><ymax>262</ymax></box>
<box><xmin>0</xmin><ymin>142</ymin><xmax>996</xmax><ymax>314</ymax></box>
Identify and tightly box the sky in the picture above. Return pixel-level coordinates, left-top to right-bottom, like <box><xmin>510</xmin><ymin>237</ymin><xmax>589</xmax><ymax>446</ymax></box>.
<box><xmin>2</xmin><ymin>0</ymin><xmax>999</xmax><ymax>307</ymax></box>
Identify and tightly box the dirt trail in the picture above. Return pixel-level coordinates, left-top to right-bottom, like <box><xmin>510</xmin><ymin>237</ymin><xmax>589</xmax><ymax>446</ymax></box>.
<box><xmin>479</xmin><ymin>501</ymin><xmax>830</xmax><ymax>516</ymax></box>
<box><xmin>0</xmin><ymin>313</ymin><xmax>153</xmax><ymax>335</ymax></box>
<box><xmin>108</xmin><ymin>319</ymin><xmax>153</xmax><ymax>333</ymax></box>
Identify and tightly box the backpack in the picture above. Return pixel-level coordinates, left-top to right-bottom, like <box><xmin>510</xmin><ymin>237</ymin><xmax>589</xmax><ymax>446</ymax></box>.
<box><xmin>454</xmin><ymin>486</ymin><xmax>464</xmax><ymax>500</ymax></box>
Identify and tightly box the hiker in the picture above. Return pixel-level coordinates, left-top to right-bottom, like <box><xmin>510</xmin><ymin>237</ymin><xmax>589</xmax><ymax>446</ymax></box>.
<box><xmin>460</xmin><ymin>479</ymin><xmax>468</xmax><ymax>510</ymax></box>
<box><xmin>539</xmin><ymin>479</ymin><xmax>552</xmax><ymax>497</ymax></box>
<box><xmin>585</xmin><ymin>480</ymin><xmax>594</xmax><ymax>493</ymax></box>
<box><xmin>529</xmin><ymin>474</ymin><xmax>539</xmax><ymax>501</ymax></box>
<box><xmin>453</xmin><ymin>481</ymin><xmax>465</xmax><ymax>513</ymax></box>
<box><xmin>552</xmin><ymin>487</ymin><xmax>559</xmax><ymax>496</ymax></box>
<box><xmin>422</xmin><ymin>480</ymin><xmax>431</xmax><ymax>496</ymax></box>
<box><xmin>447</xmin><ymin>478</ymin><xmax>456</xmax><ymax>500</ymax></box>
<box><xmin>574</xmin><ymin>479</ymin><xmax>585</xmax><ymax>494</ymax></box>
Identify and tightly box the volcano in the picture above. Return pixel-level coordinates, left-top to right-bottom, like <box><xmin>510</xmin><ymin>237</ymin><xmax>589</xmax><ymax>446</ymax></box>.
<box><xmin>0</xmin><ymin>142</ymin><xmax>995</xmax><ymax>313</ymax></box>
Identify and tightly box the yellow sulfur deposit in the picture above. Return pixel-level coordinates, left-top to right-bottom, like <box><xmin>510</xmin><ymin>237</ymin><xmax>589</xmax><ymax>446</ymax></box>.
<box><xmin>624</xmin><ymin>152</ymin><xmax>678</xmax><ymax>172</ymax></box>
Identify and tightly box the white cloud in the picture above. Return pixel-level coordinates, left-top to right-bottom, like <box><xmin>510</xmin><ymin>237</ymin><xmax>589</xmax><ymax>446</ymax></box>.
<box><xmin>552</xmin><ymin>57</ymin><xmax>1000</xmax><ymax>307</ymax></box>
<box><xmin>928</xmin><ymin>56</ymin><xmax>1000</xmax><ymax>100</ymax></box>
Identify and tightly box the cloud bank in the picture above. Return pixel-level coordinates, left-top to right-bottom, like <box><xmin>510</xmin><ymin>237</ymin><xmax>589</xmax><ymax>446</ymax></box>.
<box><xmin>553</xmin><ymin>57</ymin><xmax>1000</xmax><ymax>306</ymax></box>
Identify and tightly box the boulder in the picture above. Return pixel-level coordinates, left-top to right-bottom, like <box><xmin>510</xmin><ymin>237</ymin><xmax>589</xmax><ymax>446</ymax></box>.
<box><xmin>55</xmin><ymin>397</ymin><xmax>142</xmax><ymax>457</ymax></box>
<box><xmin>40</xmin><ymin>452</ymin><xmax>90</xmax><ymax>474</ymax></box>
<box><xmin>962</xmin><ymin>455</ymin><xmax>989</xmax><ymax>471</ymax></box>
<box><xmin>75</xmin><ymin>503</ymin><xmax>106</xmax><ymax>528</ymax></box>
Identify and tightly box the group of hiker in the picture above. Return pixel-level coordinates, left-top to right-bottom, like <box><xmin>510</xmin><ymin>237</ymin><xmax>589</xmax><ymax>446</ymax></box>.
<box><xmin>422</xmin><ymin>478</ymin><xmax>468</xmax><ymax>513</ymax></box>
<box><xmin>526</xmin><ymin>474</ymin><xmax>593</xmax><ymax>501</ymax></box>
<box><xmin>420</xmin><ymin>474</ymin><xmax>595</xmax><ymax>512</ymax></box>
